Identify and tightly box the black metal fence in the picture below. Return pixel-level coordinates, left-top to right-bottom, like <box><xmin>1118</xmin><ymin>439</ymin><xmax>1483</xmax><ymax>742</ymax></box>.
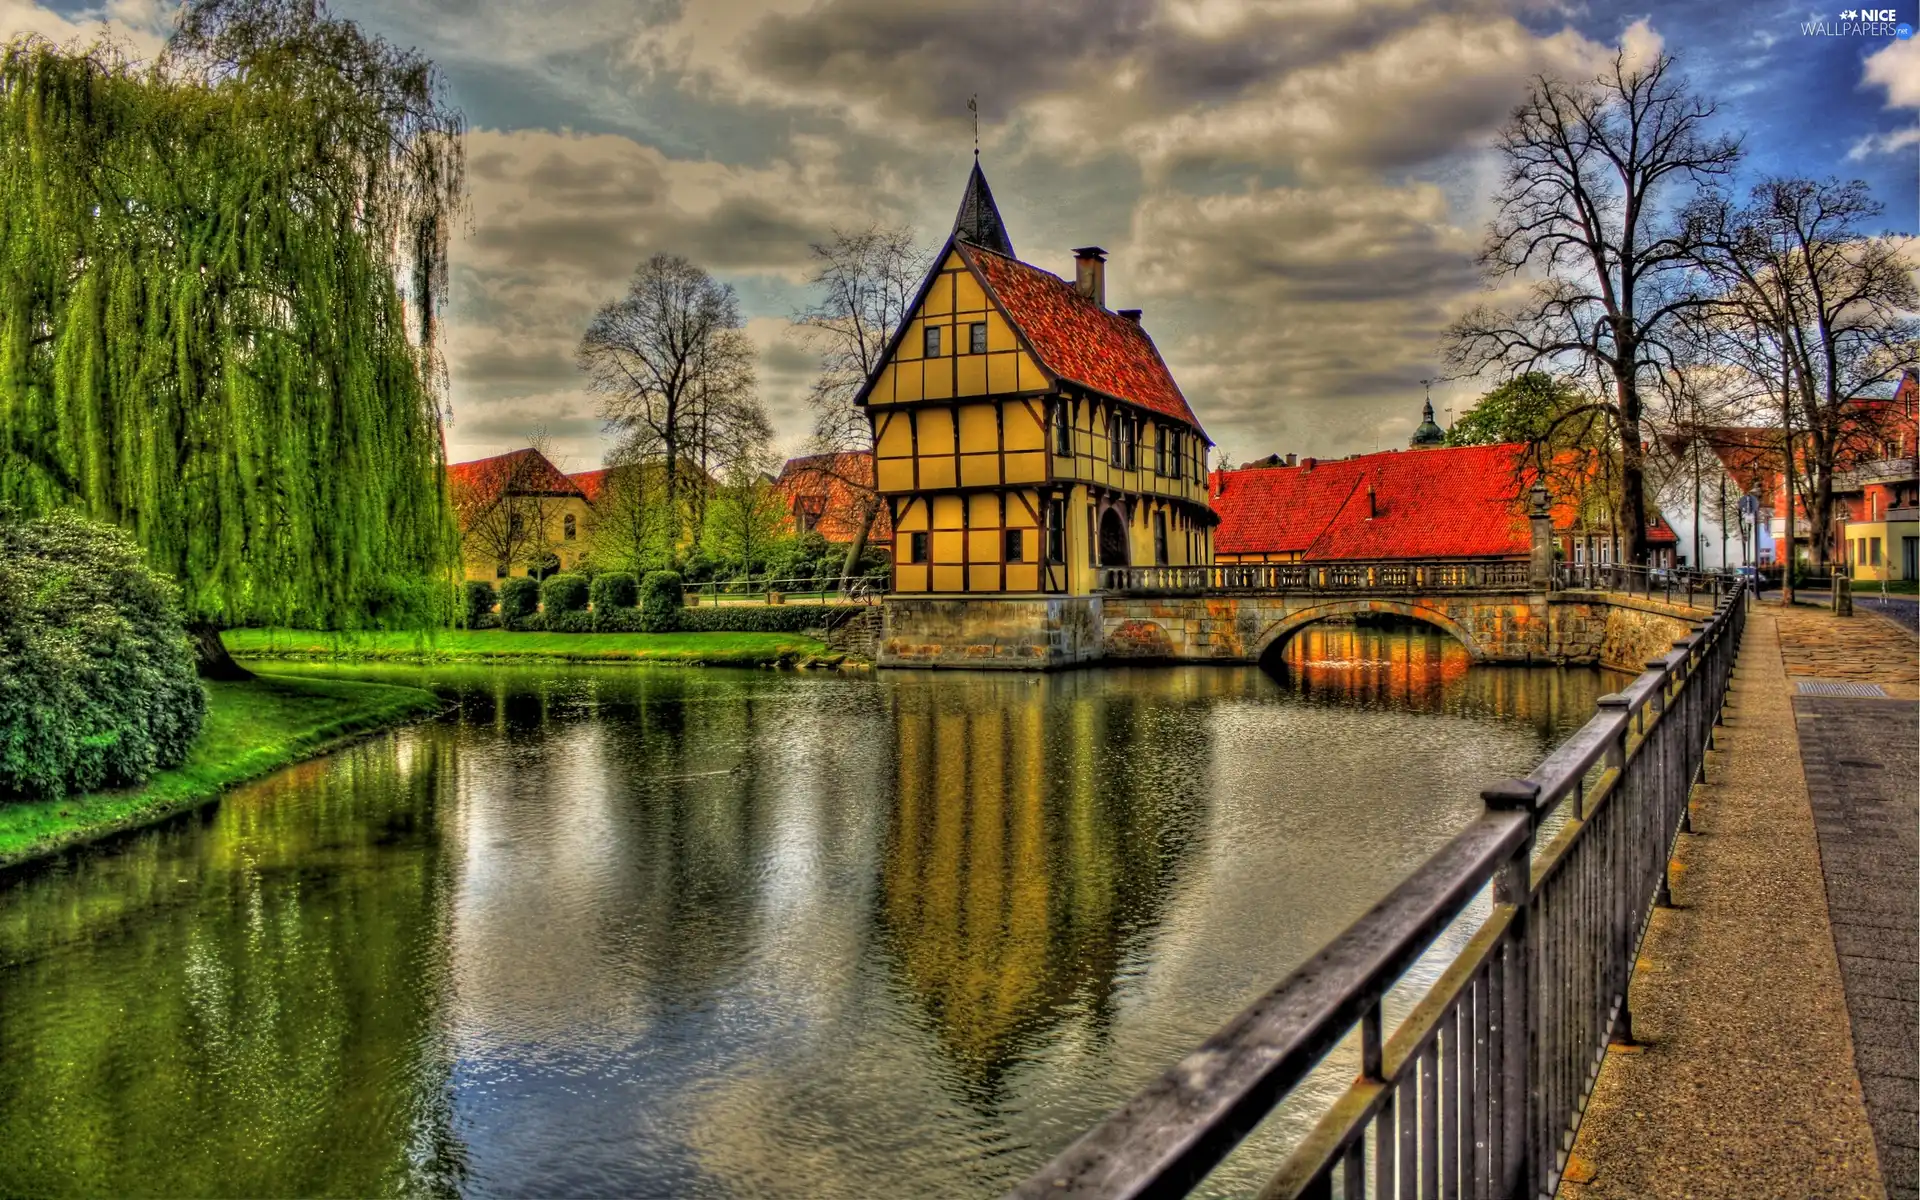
<box><xmin>1555</xmin><ymin>563</ymin><xmax>1738</xmax><ymax>607</ymax></box>
<box><xmin>1100</xmin><ymin>561</ymin><xmax>1535</xmax><ymax>596</ymax></box>
<box><xmin>1011</xmin><ymin>580</ymin><xmax>1750</xmax><ymax>1200</ymax></box>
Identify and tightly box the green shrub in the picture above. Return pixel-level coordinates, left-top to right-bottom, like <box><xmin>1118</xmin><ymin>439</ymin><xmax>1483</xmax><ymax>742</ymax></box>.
<box><xmin>546</xmin><ymin>609</ymin><xmax>594</xmax><ymax>633</ymax></box>
<box><xmin>639</xmin><ymin>570</ymin><xmax>684</xmax><ymax>633</ymax></box>
<box><xmin>0</xmin><ymin>510</ymin><xmax>206</xmax><ymax>799</ymax></box>
<box><xmin>592</xmin><ymin>606</ymin><xmax>647</xmax><ymax>632</ymax></box>
<box><xmin>677</xmin><ymin>604</ymin><xmax>838</xmax><ymax>633</ymax></box>
<box><xmin>463</xmin><ymin>580</ymin><xmax>497</xmax><ymax>629</ymax></box>
<box><xmin>590</xmin><ymin>571</ymin><xmax>638</xmax><ymax>612</ymax></box>
<box><xmin>541</xmin><ymin>573</ymin><xmax>589</xmax><ymax>615</ymax></box>
<box><xmin>499</xmin><ymin>577</ymin><xmax>541</xmax><ymax>630</ymax></box>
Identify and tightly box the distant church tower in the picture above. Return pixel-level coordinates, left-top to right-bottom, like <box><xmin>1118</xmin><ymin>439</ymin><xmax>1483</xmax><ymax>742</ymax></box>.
<box><xmin>1410</xmin><ymin>396</ymin><xmax>1445</xmax><ymax>448</ymax></box>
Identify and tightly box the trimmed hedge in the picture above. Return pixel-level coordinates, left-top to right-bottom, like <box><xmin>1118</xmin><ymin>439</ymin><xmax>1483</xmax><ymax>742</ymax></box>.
<box><xmin>591</xmin><ymin>606</ymin><xmax>647</xmax><ymax>632</ymax></box>
<box><xmin>677</xmin><ymin>604</ymin><xmax>837</xmax><ymax>633</ymax></box>
<box><xmin>0</xmin><ymin>510</ymin><xmax>206</xmax><ymax>799</ymax></box>
<box><xmin>541</xmin><ymin>573</ymin><xmax>589</xmax><ymax>614</ymax></box>
<box><xmin>545</xmin><ymin>609</ymin><xmax>593</xmax><ymax>633</ymax></box>
<box><xmin>499</xmin><ymin>577</ymin><xmax>541</xmax><ymax>630</ymax></box>
<box><xmin>639</xmin><ymin>570</ymin><xmax>683</xmax><ymax>634</ymax></box>
<box><xmin>463</xmin><ymin>580</ymin><xmax>497</xmax><ymax>630</ymax></box>
<box><xmin>590</xmin><ymin>571</ymin><xmax>637</xmax><ymax>612</ymax></box>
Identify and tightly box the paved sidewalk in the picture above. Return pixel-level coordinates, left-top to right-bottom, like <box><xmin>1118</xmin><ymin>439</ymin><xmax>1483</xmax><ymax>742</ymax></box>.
<box><xmin>1778</xmin><ymin>602</ymin><xmax>1919</xmax><ymax>1200</ymax></box>
<box><xmin>1559</xmin><ymin>608</ymin><xmax>1886</xmax><ymax>1199</ymax></box>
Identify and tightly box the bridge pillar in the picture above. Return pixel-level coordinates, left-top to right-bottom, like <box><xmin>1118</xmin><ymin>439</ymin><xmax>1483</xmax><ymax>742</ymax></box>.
<box><xmin>1528</xmin><ymin>484</ymin><xmax>1555</xmax><ymax>592</ymax></box>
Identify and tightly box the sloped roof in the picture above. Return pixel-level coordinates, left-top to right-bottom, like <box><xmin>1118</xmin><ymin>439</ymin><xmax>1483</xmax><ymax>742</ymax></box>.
<box><xmin>447</xmin><ymin>449</ymin><xmax>584</xmax><ymax>505</ymax></box>
<box><xmin>772</xmin><ymin>452</ymin><xmax>894</xmax><ymax>544</ymax></box>
<box><xmin>1212</xmin><ymin>443</ymin><xmax>1680</xmax><ymax>560</ymax></box>
<box><xmin>963</xmin><ymin>243</ymin><xmax>1206</xmax><ymax>435</ymax></box>
<box><xmin>952</xmin><ymin>160</ymin><xmax>1015</xmax><ymax>258</ymax></box>
<box><xmin>568</xmin><ymin>468</ymin><xmax>611</xmax><ymax>505</ymax></box>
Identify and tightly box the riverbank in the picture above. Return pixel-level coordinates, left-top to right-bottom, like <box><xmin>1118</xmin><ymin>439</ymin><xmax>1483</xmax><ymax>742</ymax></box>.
<box><xmin>223</xmin><ymin>628</ymin><xmax>834</xmax><ymax>666</ymax></box>
<box><xmin>0</xmin><ymin>674</ymin><xmax>441</xmax><ymax>871</ymax></box>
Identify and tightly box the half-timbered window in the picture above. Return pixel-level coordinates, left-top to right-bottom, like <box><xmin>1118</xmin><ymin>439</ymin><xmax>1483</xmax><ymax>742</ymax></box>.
<box><xmin>1045</xmin><ymin>497</ymin><xmax>1067</xmax><ymax>563</ymax></box>
<box><xmin>969</xmin><ymin>322</ymin><xmax>987</xmax><ymax>354</ymax></box>
<box><xmin>1004</xmin><ymin>528</ymin><xmax>1024</xmax><ymax>563</ymax></box>
<box><xmin>1153</xmin><ymin>510</ymin><xmax>1169</xmax><ymax>565</ymax></box>
<box><xmin>1108</xmin><ymin>410</ymin><xmax>1124</xmax><ymax>468</ymax></box>
<box><xmin>1154</xmin><ymin>427</ymin><xmax>1168</xmax><ymax>476</ymax></box>
<box><xmin>563</xmin><ymin>514</ymin><xmax>577</xmax><ymax>541</ymax></box>
<box><xmin>924</xmin><ymin>325</ymin><xmax>943</xmax><ymax>357</ymax></box>
<box><xmin>908</xmin><ymin>531</ymin><xmax>929</xmax><ymax>563</ymax></box>
<box><xmin>1053</xmin><ymin>403</ymin><xmax>1072</xmax><ymax>456</ymax></box>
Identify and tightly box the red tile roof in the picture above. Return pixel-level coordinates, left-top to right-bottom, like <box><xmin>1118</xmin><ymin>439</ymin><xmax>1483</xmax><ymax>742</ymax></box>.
<box><xmin>1212</xmin><ymin>443</ymin><xmax>1680</xmax><ymax>560</ymax></box>
<box><xmin>447</xmin><ymin>449</ymin><xmax>584</xmax><ymax>506</ymax></box>
<box><xmin>773</xmin><ymin>452</ymin><xmax>894</xmax><ymax>545</ymax></box>
<box><xmin>962</xmin><ymin>243</ymin><xmax>1206</xmax><ymax>437</ymax></box>
<box><xmin>568</xmin><ymin>468</ymin><xmax>611</xmax><ymax>505</ymax></box>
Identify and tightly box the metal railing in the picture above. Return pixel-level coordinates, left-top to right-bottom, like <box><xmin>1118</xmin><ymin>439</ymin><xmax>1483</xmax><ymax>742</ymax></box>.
<box><xmin>1012</xmin><ymin>580</ymin><xmax>1749</xmax><ymax>1200</ymax></box>
<box><xmin>1099</xmin><ymin>560</ymin><xmax>1535</xmax><ymax>596</ymax></box>
<box><xmin>681</xmin><ymin>573</ymin><xmax>885</xmax><ymax>606</ymax></box>
<box><xmin>1555</xmin><ymin>563</ymin><xmax>1738</xmax><ymax>607</ymax></box>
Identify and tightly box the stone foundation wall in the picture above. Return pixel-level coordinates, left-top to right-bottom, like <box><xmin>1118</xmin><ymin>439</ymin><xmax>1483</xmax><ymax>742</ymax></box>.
<box><xmin>878</xmin><ymin>590</ymin><xmax>1709</xmax><ymax>671</ymax></box>
<box><xmin>878</xmin><ymin>596</ymin><xmax>1104</xmax><ymax>669</ymax></box>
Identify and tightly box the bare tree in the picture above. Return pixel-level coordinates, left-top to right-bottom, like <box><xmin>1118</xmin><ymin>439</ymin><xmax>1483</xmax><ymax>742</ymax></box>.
<box><xmin>791</xmin><ymin>225</ymin><xmax>929</xmax><ymax>589</ymax></box>
<box><xmin>451</xmin><ymin>430</ymin><xmax>569</xmax><ymax>578</ymax></box>
<box><xmin>579</xmin><ymin>254</ymin><xmax>759</xmax><ymax>555</ymax></box>
<box><xmin>1684</xmin><ymin>178</ymin><xmax>1920</xmax><ymax>571</ymax></box>
<box><xmin>1446</xmin><ymin>51</ymin><xmax>1741</xmax><ymax>565</ymax></box>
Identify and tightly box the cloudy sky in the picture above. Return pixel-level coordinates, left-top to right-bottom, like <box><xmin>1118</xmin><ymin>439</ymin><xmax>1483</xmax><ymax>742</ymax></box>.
<box><xmin>10</xmin><ymin>0</ymin><xmax>1919</xmax><ymax>468</ymax></box>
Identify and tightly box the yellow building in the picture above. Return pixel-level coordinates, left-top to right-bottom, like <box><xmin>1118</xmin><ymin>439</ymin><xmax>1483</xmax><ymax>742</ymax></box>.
<box><xmin>448</xmin><ymin>448</ymin><xmax>595</xmax><ymax>581</ymax></box>
<box><xmin>858</xmin><ymin>164</ymin><xmax>1215</xmax><ymax>598</ymax></box>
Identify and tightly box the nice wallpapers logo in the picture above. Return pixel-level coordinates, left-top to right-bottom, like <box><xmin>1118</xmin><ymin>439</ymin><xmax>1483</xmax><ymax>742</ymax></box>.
<box><xmin>1803</xmin><ymin>7</ymin><xmax>1914</xmax><ymax>35</ymax></box>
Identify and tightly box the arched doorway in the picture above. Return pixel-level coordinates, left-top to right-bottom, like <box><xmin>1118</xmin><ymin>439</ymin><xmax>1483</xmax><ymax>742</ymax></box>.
<box><xmin>1098</xmin><ymin>507</ymin><xmax>1130</xmax><ymax>567</ymax></box>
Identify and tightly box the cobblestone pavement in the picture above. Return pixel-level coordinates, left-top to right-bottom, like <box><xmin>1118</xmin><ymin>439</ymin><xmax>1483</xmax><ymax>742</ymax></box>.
<box><xmin>1795</xmin><ymin>691</ymin><xmax>1919</xmax><ymax>1199</ymax></box>
<box><xmin>1772</xmin><ymin>599</ymin><xmax>1920</xmax><ymax>699</ymax></box>
<box><xmin>1559</xmin><ymin>609</ymin><xmax>1885</xmax><ymax>1199</ymax></box>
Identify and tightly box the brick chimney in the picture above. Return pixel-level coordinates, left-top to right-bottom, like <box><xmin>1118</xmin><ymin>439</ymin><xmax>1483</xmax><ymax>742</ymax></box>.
<box><xmin>1300</xmin><ymin>457</ymin><xmax>1316</xmax><ymax>472</ymax></box>
<box><xmin>1366</xmin><ymin>483</ymin><xmax>1377</xmax><ymax>519</ymax></box>
<box><xmin>1072</xmin><ymin>247</ymin><xmax>1107</xmax><ymax>308</ymax></box>
<box><xmin>1286</xmin><ymin>452</ymin><xmax>1297</xmax><ymax>467</ymax></box>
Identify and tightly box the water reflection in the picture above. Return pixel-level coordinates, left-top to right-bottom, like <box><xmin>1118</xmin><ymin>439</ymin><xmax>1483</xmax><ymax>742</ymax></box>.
<box><xmin>0</xmin><ymin>641</ymin><xmax>1621</xmax><ymax>1198</ymax></box>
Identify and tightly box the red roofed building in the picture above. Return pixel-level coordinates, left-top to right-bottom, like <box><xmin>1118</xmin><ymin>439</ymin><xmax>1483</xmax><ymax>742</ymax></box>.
<box><xmin>857</xmin><ymin>162</ymin><xmax>1215</xmax><ymax>596</ymax></box>
<box><xmin>772</xmin><ymin>452</ymin><xmax>894</xmax><ymax>547</ymax></box>
<box><xmin>448</xmin><ymin>448</ymin><xmax>593</xmax><ymax>581</ymax></box>
<box><xmin>1212</xmin><ymin>442</ymin><xmax>1678</xmax><ymax>568</ymax></box>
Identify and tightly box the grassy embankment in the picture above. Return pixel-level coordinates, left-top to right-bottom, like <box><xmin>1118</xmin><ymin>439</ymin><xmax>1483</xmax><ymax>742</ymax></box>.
<box><xmin>223</xmin><ymin>628</ymin><xmax>831</xmax><ymax>666</ymax></box>
<box><xmin>0</xmin><ymin>674</ymin><xmax>440</xmax><ymax>870</ymax></box>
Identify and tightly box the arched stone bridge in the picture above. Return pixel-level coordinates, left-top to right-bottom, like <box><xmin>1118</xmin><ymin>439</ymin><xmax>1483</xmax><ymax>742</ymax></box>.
<box><xmin>878</xmin><ymin>562</ymin><xmax>1726</xmax><ymax>673</ymax></box>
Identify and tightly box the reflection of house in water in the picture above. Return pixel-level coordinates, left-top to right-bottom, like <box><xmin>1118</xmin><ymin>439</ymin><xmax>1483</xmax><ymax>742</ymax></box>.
<box><xmin>876</xmin><ymin>675</ymin><xmax>1208</xmax><ymax>1094</ymax></box>
<box><xmin>1274</xmin><ymin>624</ymin><xmax>1613</xmax><ymax>740</ymax></box>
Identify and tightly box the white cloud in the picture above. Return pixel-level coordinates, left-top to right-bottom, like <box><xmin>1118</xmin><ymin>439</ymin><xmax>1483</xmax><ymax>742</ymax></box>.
<box><xmin>1862</xmin><ymin>36</ymin><xmax>1920</xmax><ymax>110</ymax></box>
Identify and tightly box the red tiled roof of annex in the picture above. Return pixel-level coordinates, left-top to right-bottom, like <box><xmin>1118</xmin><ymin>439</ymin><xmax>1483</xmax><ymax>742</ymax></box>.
<box><xmin>1211</xmin><ymin>443</ymin><xmax>1680</xmax><ymax>560</ymax></box>
<box><xmin>962</xmin><ymin>244</ymin><xmax>1207</xmax><ymax>436</ymax></box>
<box><xmin>446</xmin><ymin>448</ymin><xmax>584</xmax><ymax>504</ymax></box>
<box><xmin>1212</xmin><ymin>444</ymin><xmax>1533</xmax><ymax>560</ymax></box>
<box><xmin>773</xmin><ymin>452</ymin><xmax>895</xmax><ymax>545</ymax></box>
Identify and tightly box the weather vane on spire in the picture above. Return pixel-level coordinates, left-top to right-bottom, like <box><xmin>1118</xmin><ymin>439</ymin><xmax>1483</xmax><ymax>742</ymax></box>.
<box><xmin>969</xmin><ymin>94</ymin><xmax>979</xmax><ymax>159</ymax></box>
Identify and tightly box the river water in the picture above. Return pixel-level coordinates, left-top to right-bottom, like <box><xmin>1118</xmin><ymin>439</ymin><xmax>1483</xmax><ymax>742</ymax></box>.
<box><xmin>0</xmin><ymin>627</ymin><xmax>1619</xmax><ymax>1198</ymax></box>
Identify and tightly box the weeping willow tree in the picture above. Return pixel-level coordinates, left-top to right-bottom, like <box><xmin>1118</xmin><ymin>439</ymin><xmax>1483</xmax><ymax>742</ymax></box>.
<box><xmin>0</xmin><ymin>0</ymin><xmax>464</xmax><ymax>676</ymax></box>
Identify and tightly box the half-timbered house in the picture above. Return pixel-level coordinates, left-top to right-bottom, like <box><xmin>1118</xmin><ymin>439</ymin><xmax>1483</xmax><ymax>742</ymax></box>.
<box><xmin>858</xmin><ymin>164</ymin><xmax>1215</xmax><ymax>600</ymax></box>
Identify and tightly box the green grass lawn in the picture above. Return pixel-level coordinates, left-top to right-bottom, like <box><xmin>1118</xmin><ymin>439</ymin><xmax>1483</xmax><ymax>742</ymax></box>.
<box><xmin>0</xmin><ymin>673</ymin><xmax>440</xmax><ymax>870</ymax></box>
<box><xmin>222</xmin><ymin>627</ymin><xmax>830</xmax><ymax>665</ymax></box>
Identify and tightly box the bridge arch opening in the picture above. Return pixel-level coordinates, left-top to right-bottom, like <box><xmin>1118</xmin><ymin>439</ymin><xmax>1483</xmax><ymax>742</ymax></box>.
<box><xmin>1253</xmin><ymin>602</ymin><xmax>1484</xmax><ymax>669</ymax></box>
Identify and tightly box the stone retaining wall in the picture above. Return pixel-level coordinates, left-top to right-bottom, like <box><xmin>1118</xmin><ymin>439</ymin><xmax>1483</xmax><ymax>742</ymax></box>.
<box><xmin>879</xmin><ymin>590</ymin><xmax>1710</xmax><ymax>671</ymax></box>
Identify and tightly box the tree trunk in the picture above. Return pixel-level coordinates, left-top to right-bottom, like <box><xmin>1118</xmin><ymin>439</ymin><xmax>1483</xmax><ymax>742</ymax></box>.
<box><xmin>838</xmin><ymin>494</ymin><xmax>880</xmax><ymax>593</ymax></box>
<box><xmin>1616</xmin><ymin>364</ymin><xmax>1650</xmax><ymax>565</ymax></box>
<box><xmin>189</xmin><ymin>622</ymin><xmax>254</xmax><ymax>681</ymax></box>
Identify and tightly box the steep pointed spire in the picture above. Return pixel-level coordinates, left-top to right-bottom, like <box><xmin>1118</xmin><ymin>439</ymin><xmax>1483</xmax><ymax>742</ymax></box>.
<box><xmin>952</xmin><ymin>161</ymin><xmax>1015</xmax><ymax>258</ymax></box>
